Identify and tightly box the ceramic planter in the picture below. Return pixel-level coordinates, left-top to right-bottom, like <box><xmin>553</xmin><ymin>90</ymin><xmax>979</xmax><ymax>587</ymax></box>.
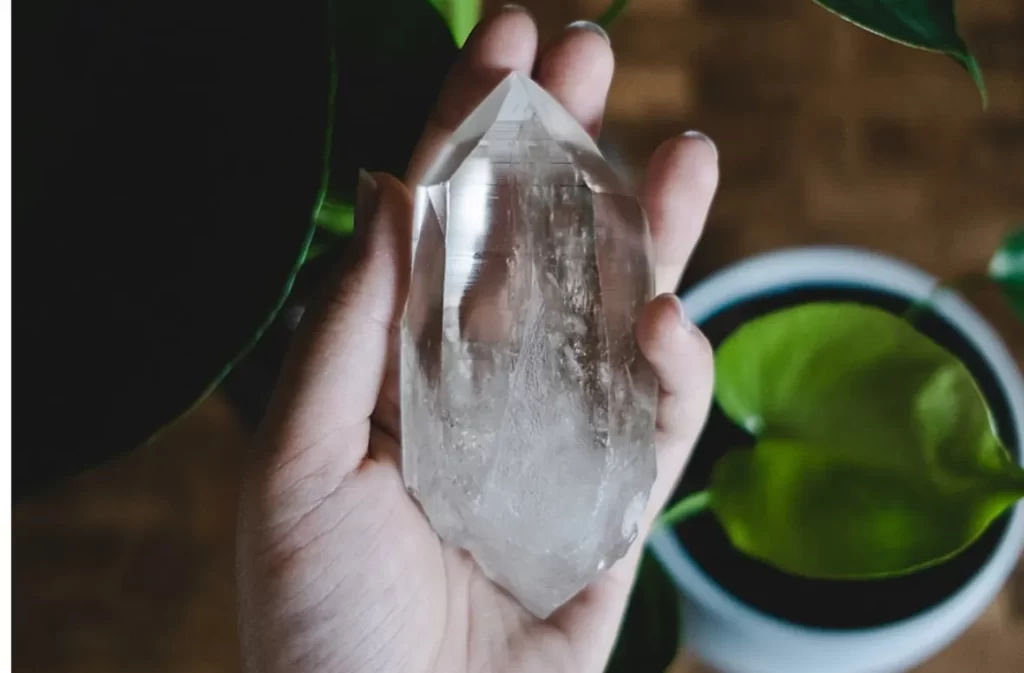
<box><xmin>652</xmin><ymin>246</ymin><xmax>1024</xmax><ymax>673</ymax></box>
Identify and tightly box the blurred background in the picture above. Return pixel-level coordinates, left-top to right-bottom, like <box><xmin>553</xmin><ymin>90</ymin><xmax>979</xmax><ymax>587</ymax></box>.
<box><xmin>12</xmin><ymin>0</ymin><xmax>1024</xmax><ymax>671</ymax></box>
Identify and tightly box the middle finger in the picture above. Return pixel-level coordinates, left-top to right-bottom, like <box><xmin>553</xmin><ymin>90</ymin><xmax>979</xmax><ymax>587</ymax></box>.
<box><xmin>533</xmin><ymin>21</ymin><xmax>615</xmax><ymax>139</ymax></box>
<box><xmin>404</xmin><ymin>6</ymin><xmax>539</xmax><ymax>186</ymax></box>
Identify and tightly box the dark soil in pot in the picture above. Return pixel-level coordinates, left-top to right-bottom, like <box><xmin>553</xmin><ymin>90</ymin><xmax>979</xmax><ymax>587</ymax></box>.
<box><xmin>669</xmin><ymin>284</ymin><xmax>1020</xmax><ymax>629</ymax></box>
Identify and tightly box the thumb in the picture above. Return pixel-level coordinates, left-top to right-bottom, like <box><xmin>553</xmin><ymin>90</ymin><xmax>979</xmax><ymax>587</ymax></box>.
<box><xmin>261</xmin><ymin>170</ymin><xmax>413</xmax><ymax>467</ymax></box>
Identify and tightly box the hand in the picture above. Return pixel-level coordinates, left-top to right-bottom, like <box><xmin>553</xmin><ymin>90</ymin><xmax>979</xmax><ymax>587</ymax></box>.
<box><xmin>236</xmin><ymin>8</ymin><xmax>719</xmax><ymax>673</ymax></box>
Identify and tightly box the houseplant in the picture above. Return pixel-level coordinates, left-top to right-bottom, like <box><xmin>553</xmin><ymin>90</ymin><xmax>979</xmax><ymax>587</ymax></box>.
<box><xmin>609</xmin><ymin>233</ymin><xmax>1024</xmax><ymax>673</ymax></box>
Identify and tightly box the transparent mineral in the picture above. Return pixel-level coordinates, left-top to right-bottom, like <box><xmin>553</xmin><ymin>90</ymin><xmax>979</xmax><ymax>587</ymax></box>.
<box><xmin>400</xmin><ymin>72</ymin><xmax>657</xmax><ymax>618</ymax></box>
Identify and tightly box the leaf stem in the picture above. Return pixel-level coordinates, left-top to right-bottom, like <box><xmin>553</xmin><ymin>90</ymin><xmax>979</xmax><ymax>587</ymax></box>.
<box><xmin>655</xmin><ymin>490</ymin><xmax>712</xmax><ymax>529</ymax></box>
<box><xmin>596</xmin><ymin>0</ymin><xmax>629</xmax><ymax>30</ymax></box>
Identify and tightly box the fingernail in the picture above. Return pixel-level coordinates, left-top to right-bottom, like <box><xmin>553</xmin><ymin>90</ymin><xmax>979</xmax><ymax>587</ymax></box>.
<box><xmin>355</xmin><ymin>168</ymin><xmax>379</xmax><ymax>233</ymax></box>
<box><xmin>683</xmin><ymin>130</ymin><xmax>718</xmax><ymax>162</ymax></box>
<box><xmin>566</xmin><ymin>20</ymin><xmax>610</xmax><ymax>44</ymax></box>
<box><xmin>501</xmin><ymin>4</ymin><xmax>529</xmax><ymax>13</ymax></box>
<box><xmin>674</xmin><ymin>295</ymin><xmax>693</xmax><ymax>331</ymax></box>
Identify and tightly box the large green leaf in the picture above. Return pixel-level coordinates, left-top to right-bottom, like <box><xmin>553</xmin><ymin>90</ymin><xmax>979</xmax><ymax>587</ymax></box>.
<box><xmin>606</xmin><ymin>551</ymin><xmax>680</xmax><ymax>673</ymax></box>
<box><xmin>15</xmin><ymin>0</ymin><xmax>333</xmax><ymax>498</ymax></box>
<box><xmin>988</xmin><ymin>227</ymin><xmax>1024</xmax><ymax>321</ymax></box>
<box><xmin>710</xmin><ymin>303</ymin><xmax>1024</xmax><ymax>578</ymax></box>
<box><xmin>814</xmin><ymin>0</ymin><xmax>986</xmax><ymax>106</ymax></box>
<box><xmin>14</xmin><ymin>0</ymin><xmax>458</xmax><ymax>498</ymax></box>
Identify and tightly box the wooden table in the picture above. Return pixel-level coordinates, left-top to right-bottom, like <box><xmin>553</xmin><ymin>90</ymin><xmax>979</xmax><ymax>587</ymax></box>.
<box><xmin>12</xmin><ymin>391</ymin><xmax>1024</xmax><ymax>673</ymax></box>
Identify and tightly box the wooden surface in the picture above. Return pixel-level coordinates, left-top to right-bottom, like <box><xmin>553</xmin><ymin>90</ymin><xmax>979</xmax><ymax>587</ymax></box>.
<box><xmin>12</xmin><ymin>392</ymin><xmax>1024</xmax><ymax>673</ymax></box>
<box><xmin>13</xmin><ymin>395</ymin><xmax>246</xmax><ymax>673</ymax></box>
<box><xmin>13</xmin><ymin>1</ymin><xmax>1024</xmax><ymax>672</ymax></box>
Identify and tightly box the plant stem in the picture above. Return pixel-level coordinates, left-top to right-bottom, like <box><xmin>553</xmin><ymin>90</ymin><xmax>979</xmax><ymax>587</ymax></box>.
<box><xmin>655</xmin><ymin>490</ymin><xmax>712</xmax><ymax>529</ymax></box>
<box><xmin>596</xmin><ymin>0</ymin><xmax>629</xmax><ymax>29</ymax></box>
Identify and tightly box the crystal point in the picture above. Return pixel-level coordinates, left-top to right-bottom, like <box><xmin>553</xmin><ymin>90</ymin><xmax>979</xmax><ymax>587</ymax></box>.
<box><xmin>401</xmin><ymin>72</ymin><xmax>657</xmax><ymax>618</ymax></box>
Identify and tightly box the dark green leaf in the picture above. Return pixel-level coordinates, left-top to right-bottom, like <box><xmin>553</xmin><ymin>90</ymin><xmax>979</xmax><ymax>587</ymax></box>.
<box><xmin>15</xmin><ymin>0</ymin><xmax>332</xmax><ymax>498</ymax></box>
<box><xmin>14</xmin><ymin>0</ymin><xmax>458</xmax><ymax>498</ymax></box>
<box><xmin>313</xmin><ymin>1</ymin><xmax>458</xmax><ymax>236</ymax></box>
<box><xmin>328</xmin><ymin>0</ymin><xmax>458</xmax><ymax>205</ymax></box>
<box><xmin>813</xmin><ymin>0</ymin><xmax>986</xmax><ymax>106</ymax></box>
<box><xmin>711</xmin><ymin>302</ymin><xmax>1024</xmax><ymax>578</ymax></box>
<box><xmin>606</xmin><ymin>551</ymin><xmax>681</xmax><ymax>673</ymax></box>
<box><xmin>988</xmin><ymin>227</ymin><xmax>1024</xmax><ymax>320</ymax></box>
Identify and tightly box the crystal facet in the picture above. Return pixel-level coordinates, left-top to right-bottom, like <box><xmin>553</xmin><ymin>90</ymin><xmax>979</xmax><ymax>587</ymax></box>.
<box><xmin>400</xmin><ymin>72</ymin><xmax>657</xmax><ymax>618</ymax></box>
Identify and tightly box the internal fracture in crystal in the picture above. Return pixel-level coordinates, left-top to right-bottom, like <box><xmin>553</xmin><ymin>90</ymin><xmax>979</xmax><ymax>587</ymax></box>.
<box><xmin>400</xmin><ymin>72</ymin><xmax>658</xmax><ymax>619</ymax></box>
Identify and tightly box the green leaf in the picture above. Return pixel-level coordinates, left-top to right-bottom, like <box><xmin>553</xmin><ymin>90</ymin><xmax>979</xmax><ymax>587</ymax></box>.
<box><xmin>988</xmin><ymin>227</ymin><xmax>1024</xmax><ymax>321</ymax></box>
<box><xmin>428</xmin><ymin>0</ymin><xmax>481</xmax><ymax>46</ymax></box>
<box><xmin>15</xmin><ymin>0</ymin><xmax>333</xmax><ymax>498</ymax></box>
<box><xmin>606</xmin><ymin>551</ymin><xmax>681</xmax><ymax>673</ymax></box>
<box><xmin>711</xmin><ymin>302</ymin><xmax>1024</xmax><ymax>579</ymax></box>
<box><xmin>329</xmin><ymin>0</ymin><xmax>459</xmax><ymax>206</ymax></box>
<box><xmin>14</xmin><ymin>0</ymin><xmax>458</xmax><ymax>498</ymax></box>
<box><xmin>813</xmin><ymin>0</ymin><xmax>987</xmax><ymax>107</ymax></box>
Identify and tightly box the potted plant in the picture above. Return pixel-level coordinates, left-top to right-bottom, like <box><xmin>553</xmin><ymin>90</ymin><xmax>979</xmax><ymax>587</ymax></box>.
<box><xmin>608</xmin><ymin>234</ymin><xmax>1024</xmax><ymax>673</ymax></box>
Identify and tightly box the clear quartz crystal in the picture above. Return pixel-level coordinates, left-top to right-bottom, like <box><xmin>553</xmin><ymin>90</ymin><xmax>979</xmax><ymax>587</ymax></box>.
<box><xmin>400</xmin><ymin>72</ymin><xmax>657</xmax><ymax>619</ymax></box>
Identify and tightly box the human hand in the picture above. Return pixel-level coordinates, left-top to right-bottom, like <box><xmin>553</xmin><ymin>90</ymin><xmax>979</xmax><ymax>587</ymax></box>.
<box><xmin>236</xmin><ymin>7</ymin><xmax>719</xmax><ymax>673</ymax></box>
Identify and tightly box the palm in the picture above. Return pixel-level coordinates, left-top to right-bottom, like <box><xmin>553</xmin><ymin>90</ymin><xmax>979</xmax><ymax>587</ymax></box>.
<box><xmin>236</xmin><ymin>9</ymin><xmax>718</xmax><ymax>673</ymax></box>
<box><xmin>361</xmin><ymin>476</ymin><xmax>583</xmax><ymax>673</ymax></box>
<box><xmin>242</xmin><ymin>422</ymin><xmax>589</xmax><ymax>673</ymax></box>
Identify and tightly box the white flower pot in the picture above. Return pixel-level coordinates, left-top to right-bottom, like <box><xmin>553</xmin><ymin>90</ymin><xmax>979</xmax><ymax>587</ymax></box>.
<box><xmin>651</xmin><ymin>246</ymin><xmax>1024</xmax><ymax>673</ymax></box>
